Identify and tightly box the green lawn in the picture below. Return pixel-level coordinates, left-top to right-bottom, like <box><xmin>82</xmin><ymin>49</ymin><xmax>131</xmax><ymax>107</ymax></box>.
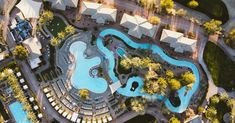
<box><xmin>174</xmin><ymin>0</ymin><xmax>229</xmax><ymax>23</ymax></box>
<box><xmin>203</xmin><ymin>42</ymin><xmax>235</xmax><ymax>91</ymax></box>
<box><xmin>46</xmin><ymin>16</ymin><xmax>67</xmax><ymax>37</ymax></box>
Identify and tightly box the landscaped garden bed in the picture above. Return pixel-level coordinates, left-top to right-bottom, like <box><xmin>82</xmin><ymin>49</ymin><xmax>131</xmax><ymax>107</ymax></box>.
<box><xmin>174</xmin><ymin>0</ymin><xmax>229</xmax><ymax>23</ymax></box>
<box><xmin>203</xmin><ymin>41</ymin><xmax>235</xmax><ymax>91</ymax></box>
<box><xmin>46</xmin><ymin>16</ymin><xmax>67</xmax><ymax>37</ymax></box>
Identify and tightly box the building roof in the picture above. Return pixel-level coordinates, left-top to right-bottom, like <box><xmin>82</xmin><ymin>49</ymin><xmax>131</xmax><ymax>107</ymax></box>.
<box><xmin>81</xmin><ymin>1</ymin><xmax>102</xmax><ymax>15</ymax></box>
<box><xmin>22</xmin><ymin>37</ymin><xmax>42</xmax><ymax>69</ymax></box>
<box><xmin>16</xmin><ymin>0</ymin><xmax>42</xmax><ymax>19</ymax></box>
<box><xmin>160</xmin><ymin>29</ymin><xmax>183</xmax><ymax>43</ymax></box>
<box><xmin>91</xmin><ymin>8</ymin><xmax>117</xmax><ymax>24</ymax></box>
<box><xmin>46</xmin><ymin>0</ymin><xmax>78</xmax><ymax>10</ymax></box>
<box><xmin>81</xmin><ymin>1</ymin><xmax>117</xmax><ymax>24</ymax></box>
<box><xmin>120</xmin><ymin>13</ymin><xmax>157</xmax><ymax>38</ymax></box>
<box><xmin>160</xmin><ymin>29</ymin><xmax>197</xmax><ymax>53</ymax></box>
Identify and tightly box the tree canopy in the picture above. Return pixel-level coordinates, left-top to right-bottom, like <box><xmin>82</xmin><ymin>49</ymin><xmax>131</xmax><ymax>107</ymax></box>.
<box><xmin>139</xmin><ymin>0</ymin><xmax>157</xmax><ymax>12</ymax></box>
<box><xmin>168</xmin><ymin>79</ymin><xmax>181</xmax><ymax>90</ymax></box>
<box><xmin>203</xmin><ymin>19</ymin><xmax>222</xmax><ymax>34</ymax></box>
<box><xmin>149</xmin><ymin>16</ymin><xmax>161</xmax><ymax>25</ymax></box>
<box><xmin>187</xmin><ymin>0</ymin><xmax>199</xmax><ymax>8</ymax></box>
<box><xmin>205</xmin><ymin>107</ymin><xmax>217</xmax><ymax>121</ymax></box>
<box><xmin>130</xmin><ymin>97</ymin><xmax>146</xmax><ymax>114</ymax></box>
<box><xmin>13</xmin><ymin>45</ymin><xmax>29</xmax><ymax>60</ymax></box>
<box><xmin>181</xmin><ymin>71</ymin><xmax>196</xmax><ymax>85</ymax></box>
<box><xmin>160</xmin><ymin>0</ymin><xmax>175</xmax><ymax>14</ymax></box>
<box><xmin>168</xmin><ymin>116</ymin><xmax>180</xmax><ymax>123</ymax></box>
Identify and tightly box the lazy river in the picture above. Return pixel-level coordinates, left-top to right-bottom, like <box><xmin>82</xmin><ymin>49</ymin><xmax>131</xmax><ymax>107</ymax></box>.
<box><xmin>96</xmin><ymin>28</ymin><xmax>200</xmax><ymax>113</ymax></box>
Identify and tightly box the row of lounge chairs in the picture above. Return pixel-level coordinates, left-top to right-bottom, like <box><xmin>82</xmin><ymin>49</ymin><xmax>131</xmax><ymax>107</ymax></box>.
<box><xmin>43</xmin><ymin>86</ymin><xmax>113</xmax><ymax>123</ymax></box>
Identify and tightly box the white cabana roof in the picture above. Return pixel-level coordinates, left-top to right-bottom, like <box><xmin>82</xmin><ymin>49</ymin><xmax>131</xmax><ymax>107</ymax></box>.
<box><xmin>58</xmin><ymin>109</ymin><xmax>64</xmax><ymax>114</ymax></box>
<box><xmin>23</xmin><ymin>85</ymin><xmax>28</xmax><ymax>90</ymax></box>
<box><xmin>48</xmin><ymin>97</ymin><xmax>54</xmax><ymax>102</ymax></box>
<box><xmin>29</xmin><ymin>97</ymin><xmax>34</xmax><ymax>102</ymax></box>
<box><xmin>120</xmin><ymin>13</ymin><xmax>157</xmax><ymax>38</ymax></box>
<box><xmin>81</xmin><ymin>1</ymin><xmax>102</xmax><ymax>15</ymax></box>
<box><xmin>38</xmin><ymin>113</ymin><xmax>43</xmax><ymax>118</ymax></box>
<box><xmin>62</xmin><ymin>111</ymin><xmax>68</xmax><ymax>117</ymax></box>
<box><xmin>54</xmin><ymin>105</ymin><xmax>60</xmax><ymax>110</ymax></box>
<box><xmin>16</xmin><ymin>0</ymin><xmax>42</xmax><ymax>19</ymax></box>
<box><xmin>46</xmin><ymin>93</ymin><xmax>52</xmax><ymax>98</ymax></box>
<box><xmin>107</xmin><ymin>115</ymin><xmax>112</xmax><ymax>121</ymax></box>
<box><xmin>34</xmin><ymin>105</ymin><xmax>39</xmax><ymax>110</ymax></box>
<box><xmin>51</xmin><ymin>102</ymin><xmax>56</xmax><ymax>107</ymax></box>
<box><xmin>160</xmin><ymin>29</ymin><xmax>197</xmax><ymax>53</ymax></box>
<box><xmin>16</xmin><ymin>72</ymin><xmax>21</xmax><ymax>77</ymax></box>
<box><xmin>43</xmin><ymin>88</ymin><xmax>50</xmax><ymax>93</ymax></box>
<box><xmin>45</xmin><ymin>0</ymin><xmax>78</xmax><ymax>10</ymax></box>
<box><xmin>71</xmin><ymin>113</ymin><xmax>78</xmax><ymax>122</ymax></box>
<box><xmin>91</xmin><ymin>8</ymin><xmax>117</xmax><ymax>24</ymax></box>
<box><xmin>20</xmin><ymin>78</ymin><xmax>25</xmax><ymax>83</ymax></box>
<box><xmin>81</xmin><ymin>1</ymin><xmax>117</xmax><ymax>24</ymax></box>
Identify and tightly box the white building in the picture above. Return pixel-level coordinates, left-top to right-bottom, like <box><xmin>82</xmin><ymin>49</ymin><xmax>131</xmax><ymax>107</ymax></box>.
<box><xmin>22</xmin><ymin>37</ymin><xmax>42</xmax><ymax>69</ymax></box>
<box><xmin>160</xmin><ymin>29</ymin><xmax>197</xmax><ymax>53</ymax></box>
<box><xmin>120</xmin><ymin>13</ymin><xmax>158</xmax><ymax>39</ymax></box>
<box><xmin>81</xmin><ymin>2</ymin><xmax>102</xmax><ymax>16</ymax></box>
<box><xmin>81</xmin><ymin>1</ymin><xmax>117</xmax><ymax>24</ymax></box>
<box><xmin>16</xmin><ymin>0</ymin><xmax>42</xmax><ymax>19</ymax></box>
<box><xmin>45</xmin><ymin>0</ymin><xmax>79</xmax><ymax>11</ymax></box>
<box><xmin>91</xmin><ymin>8</ymin><xmax>117</xmax><ymax>24</ymax></box>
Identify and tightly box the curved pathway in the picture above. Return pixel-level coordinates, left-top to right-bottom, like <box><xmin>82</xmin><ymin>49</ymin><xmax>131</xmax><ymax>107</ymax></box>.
<box><xmin>197</xmin><ymin>37</ymin><xmax>225</xmax><ymax>101</ymax></box>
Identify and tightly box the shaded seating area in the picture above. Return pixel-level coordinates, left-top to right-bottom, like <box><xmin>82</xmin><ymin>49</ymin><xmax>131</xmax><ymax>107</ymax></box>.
<box><xmin>43</xmin><ymin>83</ymin><xmax>114</xmax><ymax>123</ymax></box>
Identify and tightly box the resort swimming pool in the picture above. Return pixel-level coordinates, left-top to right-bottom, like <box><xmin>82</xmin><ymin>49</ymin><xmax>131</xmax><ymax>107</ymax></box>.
<box><xmin>9</xmin><ymin>101</ymin><xmax>31</xmax><ymax>123</ymax></box>
<box><xmin>96</xmin><ymin>28</ymin><xmax>200</xmax><ymax>113</ymax></box>
<box><xmin>70</xmin><ymin>41</ymin><xmax>107</xmax><ymax>93</ymax></box>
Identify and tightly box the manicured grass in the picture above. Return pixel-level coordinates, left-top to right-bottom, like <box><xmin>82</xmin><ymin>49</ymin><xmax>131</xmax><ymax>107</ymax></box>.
<box><xmin>46</xmin><ymin>16</ymin><xmax>67</xmax><ymax>37</ymax></box>
<box><xmin>174</xmin><ymin>0</ymin><xmax>229</xmax><ymax>23</ymax></box>
<box><xmin>125</xmin><ymin>114</ymin><xmax>156</xmax><ymax>123</ymax></box>
<box><xmin>203</xmin><ymin>42</ymin><xmax>235</xmax><ymax>91</ymax></box>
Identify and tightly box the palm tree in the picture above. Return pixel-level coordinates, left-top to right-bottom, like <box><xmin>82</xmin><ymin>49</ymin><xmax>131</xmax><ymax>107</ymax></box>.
<box><xmin>139</xmin><ymin>0</ymin><xmax>157</xmax><ymax>14</ymax></box>
<box><xmin>57</xmin><ymin>31</ymin><xmax>66</xmax><ymax>40</ymax></box>
<box><xmin>79</xmin><ymin>89</ymin><xmax>89</xmax><ymax>100</ymax></box>
<box><xmin>50</xmin><ymin>37</ymin><xmax>59</xmax><ymax>46</ymax></box>
<box><xmin>23</xmin><ymin>102</ymin><xmax>31</xmax><ymax>111</ymax></box>
<box><xmin>65</xmin><ymin>25</ymin><xmax>76</xmax><ymax>34</ymax></box>
<box><xmin>130</xmin><ymin>97</ymin><xmax>146</xmax><ymax>114</ymax></box>
<box><xmin>169</xmin><ymin>116</ymin><xmax>180</xmax><ymax>123</ymax></box>
<box><xmin>39</xmin><ymin>10</ymin><xmax>54</xmax><ymax>25</ymax></box>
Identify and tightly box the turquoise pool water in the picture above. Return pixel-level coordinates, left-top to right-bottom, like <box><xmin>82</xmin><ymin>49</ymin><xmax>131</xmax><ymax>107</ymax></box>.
<box><xmin>70</xmin><ymin>41</ymin><xmax>107</xmax><ymax>93</ymax></box>
<box><xmin>96</xmin><ymin>28</ymin><xmax>200</xmax><ymax>113</ymax></box>
<box><xmin>116</xmin><ymin>47</ymin><xmax>126</xmax><ymax>57</ymax></box>
<box><xmin>9</xmin><ymin>101</ymin><xmax>31</xmax><ymax>123</ymax></box>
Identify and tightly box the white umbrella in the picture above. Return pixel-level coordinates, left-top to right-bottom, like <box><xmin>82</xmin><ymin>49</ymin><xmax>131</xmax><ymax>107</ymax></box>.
<box><xmin>29</xmin><ymin>97</ymin><xmax>34</xmax><ymax>102</ymax></box>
